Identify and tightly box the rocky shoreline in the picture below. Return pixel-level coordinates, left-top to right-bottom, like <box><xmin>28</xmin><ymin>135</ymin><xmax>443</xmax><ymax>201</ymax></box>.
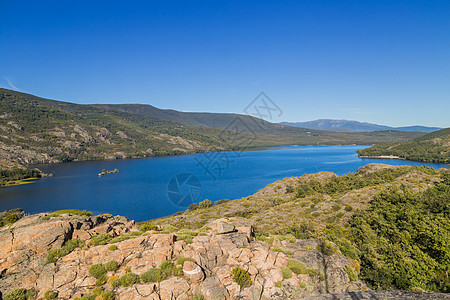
<box><xmin>1</xmin><ymin>211</ymin><xmax>448</xmax><ymax>299</ymax></box>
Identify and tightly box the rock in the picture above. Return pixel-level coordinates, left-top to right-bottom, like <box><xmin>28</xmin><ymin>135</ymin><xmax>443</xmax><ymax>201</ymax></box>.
<box><xmin>160</xmin><ymin>277</ymin><xmax>190</xmax><ymax>299</ymax></box>
<box><xmin>0</xmin><ymin>213</ymin><xmax>373</xmax><ymax>299</ymax></box>
<box><xmin>201</xmin><ymin>277</ymin><xmax>229</xmax><ymax>300</ymax></box>
<box><xmin>216</xmin><ymin>222</ymin><xmax>236</xmax><ymax>234</ymax></box>
<box><xmin>183</xmin><ymin>261</ymin><xmax>205</xmax><ymax>282</ymax></box>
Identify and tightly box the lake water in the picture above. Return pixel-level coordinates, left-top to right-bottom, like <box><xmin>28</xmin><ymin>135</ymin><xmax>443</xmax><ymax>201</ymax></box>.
<box><xmin>0</xmin><ymin>145</ymin><xmax>447</xmax><ymax>222</ymax></box>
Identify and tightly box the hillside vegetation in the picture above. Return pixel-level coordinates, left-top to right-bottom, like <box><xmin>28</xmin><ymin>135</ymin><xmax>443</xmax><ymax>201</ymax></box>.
<box><xmin>147</xmin><ymin>164</ymin><xmax>449</xmax><ymax>292</ymax></box>
<box><xmin>0</xmin><ymin>88</ymin><xmax>424</xmax><ymax>167</ymax></box>
<box><xmin>357</xmin><ymin>128</ymin><xmax>450</xmax><ymax>163</ymax></box>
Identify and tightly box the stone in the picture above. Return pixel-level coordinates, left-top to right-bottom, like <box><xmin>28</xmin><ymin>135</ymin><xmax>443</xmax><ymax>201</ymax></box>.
<box><xmin>216</xmin><ymin>222</ymin><xmax>236</xmax><ymax>234</ymax></box>
<box><xmin>201</xmin><ymin>278</ymin><xmax>229</xmax><ymax>300</ymax></box>
<box><xmin>160</xmin><ymin>277</ymin><xmax>190</xmax><ymax>299</ymax></box>
<box><xmin>183</xmin><ymin>260</ymin><xmax>205</xmax><ymax>282</ymax></box>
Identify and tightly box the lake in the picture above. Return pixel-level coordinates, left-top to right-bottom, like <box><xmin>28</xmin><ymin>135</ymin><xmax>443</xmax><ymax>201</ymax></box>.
<box><xmin>0</xmin><ymin>145</ymin><xmax>447</xmax><ymax>222</ymax></box>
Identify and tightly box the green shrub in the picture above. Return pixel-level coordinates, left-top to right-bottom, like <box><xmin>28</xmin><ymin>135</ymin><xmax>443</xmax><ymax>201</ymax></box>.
<box><xmin>89</xmin><ymin>233</ymin><xmax>111</xmax><ymax>245</ymax></box>
<box><xmin>109</xmin><ymin>245</ymin><xmax>118</xmax><ymax>251</ymax></box>
<box><xmin>275</xmin><ymin>281</ymin><xmax>282</xmax><ymax>288</ymax></box>
<box><xmin>344</xmin><ymin>265</ymin><xmax>358</xmax><ymax>281</ymax></box>
<box><xmin>160</xmin><ymin>261</ymin><xmax>174</xmax><ymax>277</ymax></box>
<box><xmin>89</xmin><ymin>264</ymin><xmax>107</xmax><ymax>279</ymax></box>
<box><xmin>299</xmin><ymin>281</ymin><xmax>306</xmax><ymax>288</ymax></box>
<box><xmin>173</xmin><ymin>266</ymin><xmax>183</xmax><ymax>276</ymax></box>
<box><xmin>199</xmin><ymin>199</ymin><xmax>213</xmax><ymax>208</ymax></box>
<box><xmin>281</xmin><ymin>267</ymin><xmax>293</xmax><ymax>279</ymax></box>
<box><xmin>332</xmin><ymin>204</ymin><xmax>341</xmax><ymax>211</ymax></box>
<box><xmin>119</xmin><ymin>272</ymin><xmax>140</xmax><ymax>287</ymax></box>
<box><xmin>140</xmin><ymin>268</ymin><xmax>164</xmax><ymax>283</ymax></box>
<box><xmin>188</xmin><ymin>203</ymin><xmax>199</xmax><ymax>211</ymax></box>
<box><xmin>192</xmin><ymin>294</ymin><xmax>204</xmax><ymax>300</ymax></box>
<box><xmin>110</xmin><ymin>277</ymin><xmax>120</xmax><ymax>288</ymax></box>
<box><xmin>176</xmin><ymin>257</ymin><xmax>194</xmax><ymax>266</ymax></box>
<box><xmin>105</xmin><ymin>260</ymin><xmax>119</xmax><ymax>272</ymax></box>
<box><xmin>46</xmin><ymin>239</ymin><xmax>84</xmax><ymax>263</ymax></box>
<box><xmin>287</xmin><ymin>260</ymin><xmax>306</xmax><ymax>274</ymax></box>
<box><xmin>344</xmin><ymin>205</ymin><xmax>353</xmax><ymax>211</ymax></box>
<box><xmin>176</xmin><ymin>234</ymin><xmax>194</xmax><ymax>244</ymax></box>
<box><xmin>41</xmin><ymin>213</ymin><xmax>60</xmax><ymax>220</ymax></box>
<box><xmin>317</xmin><ymin>241</ymin><xmax>338</xmax><ymax>256</ymax></box>
<box><xmin>44</xmin><ymin>290</ymin><xmax>58</xmax><ymax>300</ymax></box>
<box><xmin>215</xmin><ymin>199</ymin><xmax>230</xmax><ymax>205</ymax></box>
<box><xmin>95</xmin><ymin>274</ymin><xmax>107</xmax><ymax>286</ymax></box>
<box><xmin>4</xmin><ymin>289</ymin><xmax>35</xmax><ymax>300</ymax></box>
<box><xmin>232</xmin><ymin>267</ymin><xmax>252</xmax><ymax>288</ymax></box>
<box><xmin>139</xmin><ymin>222</ymin><xmax>158</xmax><ymax>231</ymax></box>
<box><xmin>285</xmin><ymin>185</ymin><xmax>294</xmax><ymax>193</ymax></box>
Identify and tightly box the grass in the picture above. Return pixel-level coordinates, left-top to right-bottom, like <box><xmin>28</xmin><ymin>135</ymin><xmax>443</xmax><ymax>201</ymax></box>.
<box><xmin>52</xmin><ymin>209</ymin><xmax>92</xmax><ymax>216</ymax></box>
<box><xmin>272</xmin><ymin>245</ymin><xmax>293</xmax><ymax>256</ymax></box>
<box><xmin>287</xmin><ymin>259</ymin><xmax>307</xmax><ymax>274</ymax></box>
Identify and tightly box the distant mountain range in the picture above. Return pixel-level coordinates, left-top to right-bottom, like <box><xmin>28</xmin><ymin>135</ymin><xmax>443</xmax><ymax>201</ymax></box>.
<box><xmin>280</xmin><ymin>119</ymin><xmax>442</xmax><ymax>133</ymax></box>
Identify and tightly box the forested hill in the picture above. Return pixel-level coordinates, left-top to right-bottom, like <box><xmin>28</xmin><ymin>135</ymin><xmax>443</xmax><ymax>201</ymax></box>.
<box><xmin>0</xmin><ymin>88</ymin><xmax>424</xmax><ymax>167</ymax></box>
<box><xmin>357</xmin><ymin>128</ymin><xmax>450</xmax><ymax>164</ymax></box>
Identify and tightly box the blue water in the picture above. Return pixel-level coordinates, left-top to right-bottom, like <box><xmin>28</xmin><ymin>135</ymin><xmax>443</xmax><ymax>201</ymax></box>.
<box><xmin>0</xmin><ymin>145</ymin><xmax>447</xmax><ymax>222</ymax></box>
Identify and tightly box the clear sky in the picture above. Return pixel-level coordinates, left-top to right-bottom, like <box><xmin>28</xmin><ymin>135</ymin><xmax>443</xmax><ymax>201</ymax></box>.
<box><xmin>1</xmin><ymin>0</ymin><xmax>449</xmax><ymax>127</ymax></box>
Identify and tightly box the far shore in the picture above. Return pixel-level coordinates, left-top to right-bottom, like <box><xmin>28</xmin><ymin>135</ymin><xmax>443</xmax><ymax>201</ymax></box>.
<box><xmin>359</xmin><ymin>155</ymin><xmax>405</xmax><ymax>160</ymax></box>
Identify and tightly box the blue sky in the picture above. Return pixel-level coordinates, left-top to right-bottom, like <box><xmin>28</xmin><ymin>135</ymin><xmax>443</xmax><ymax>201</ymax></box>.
<box><xmin>1</xmin><ymin>0</ymin><xmax>449</xmax><ymax>127</ymax></box>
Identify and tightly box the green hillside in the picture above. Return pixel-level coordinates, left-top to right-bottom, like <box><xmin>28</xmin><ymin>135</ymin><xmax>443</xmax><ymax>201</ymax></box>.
<box><xmin>0</xmin><ymin>88</ymin><xmax>424</xmax><ymax>168</ymax></box>
<box><xmin>357</xmin><ymin>128</ymin><xmax>450</xmax><ymax>164</ymax></box>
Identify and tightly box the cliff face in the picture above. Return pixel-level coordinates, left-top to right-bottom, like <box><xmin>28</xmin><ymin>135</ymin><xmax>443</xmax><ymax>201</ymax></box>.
<box><xmin>0</xmin><ymin>212</ymin><xmax>366</xmax><ymax>299</ymax></box>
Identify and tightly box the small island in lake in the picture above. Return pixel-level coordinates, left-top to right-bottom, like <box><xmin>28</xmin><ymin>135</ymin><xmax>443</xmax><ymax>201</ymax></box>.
<box><xmin>98</xmin><ymin>168</ymin><xmax>119</xmax><ymax>176</ymax></box>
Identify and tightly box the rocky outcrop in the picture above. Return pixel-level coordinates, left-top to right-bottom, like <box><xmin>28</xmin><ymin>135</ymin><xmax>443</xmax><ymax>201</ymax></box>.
<box><xmin>0</xmin><ymin>213</ymin><xmax>370</xmax><ymax>299</ymax></box>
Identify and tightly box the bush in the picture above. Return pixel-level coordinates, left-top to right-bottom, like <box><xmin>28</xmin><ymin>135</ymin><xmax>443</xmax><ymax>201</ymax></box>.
<box><xmin>317</xmin><ymin>241</ymin><xmax>338</xmax><ymax>256</ymax></box>
<box><xmin>105</xmin><ymin>260</ymin><xmax>119</xmax><ymax>272</ymax></box>
<box><xmin>46</xmin><ymin>239</ymin><xmax>84</xmax><ymax>263</ymax></box>
<box><xmin>281</xmin><ymin>267</ymin><xmax>293</xmax><ymax>279</ymax></box>
<box><xmin>232</xmin><ymin>267</ymin><xmax>252</xmax><ymax>288</ymax></box>
<box><xmin>140</xmin><ymin>268</ymin><xmax>165</xmax><ymax>283</ymax></box>
<box><xmin>160</xmin><ymin>261</ymin><xmax>174</xmax><ymax>277</ymax></box>
<box><xmin>332</xmin><ymin>204</ymin><xmax>341</xmax><ymax>211</ymax></box>
<box><xmin>215</xmin><ymin>199</ymin><xmax>230</xmax><ymax>205</ymax></box>
<box><xmin>95</xmin><ymin>274</ymin><xmax>107</xmax><ymax>286</ymax></box>
<box><xmin>89</xmin><ymin>233</ymin><xmax>111</xmax><ymax>245</ymax></box>
<box><xmin>89</xmin><ymin>264</ymin><xmax>107</xmax><ymax>279</ymax></box>
<box><xmin>109</xmin><ymin>245</ymin><xmax>118</xmax><ymax>251</ymax></box>
<box><xmin>173</xmin><ymin>266</ymin><xmax>183</xmax><ymax>276</ymax></box>
<box><xmin>177</xmin><ymin>257</ymin><xmax>194</xmax><ymax>266</ymax></box>
<box><xmin>344</xmin><ymin>265</ymin><xmax>358</xmax><ymax>281</ymax></box>
<box><xmin>4</xmin><ymin>289</ymin><xmax>35</xmax><ymax>300</ymax></box>
<box><xmin>139</xmin><ymin>222</ymin><xmax>158</xmax><ymax>231</ymax></box>
<box><xmin>119</xmin><ymin>272</ymin><xmax>140</xmax><ymax>287</ymax></box>
<box><xmin>275</xmin><ymin>281</ymin><xmax>282</xmax><ymax>288</ymax></box>
<box><xmin>44</xmin><ymin>290</ymin><xmax>58</xmax><ymax>300</ymax></box>
<box><xmin>109</xmin><ymin>276</ymin><xmax>120</xmax><ymax>288</ymax></box>
<box><xmin>188</xmin><ymin>203</ymin><xmax>199</xmax><ymax>211</ymax></box>
<box><xmin>287</xmin><ymin>260</ymin><xmax>306</xmax><ymax>274</ymax></box>
<box><xmin>199</xmin><ymin>199</ymin><xmax>213</xmax><ymax>208</ymax></box>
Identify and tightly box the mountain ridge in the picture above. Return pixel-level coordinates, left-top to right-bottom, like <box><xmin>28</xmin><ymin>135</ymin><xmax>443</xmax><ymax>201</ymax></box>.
<box><xmin>280</xmin><ymin>119</ymin><xmax>442</xmax><ymax>133</ymax></box>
